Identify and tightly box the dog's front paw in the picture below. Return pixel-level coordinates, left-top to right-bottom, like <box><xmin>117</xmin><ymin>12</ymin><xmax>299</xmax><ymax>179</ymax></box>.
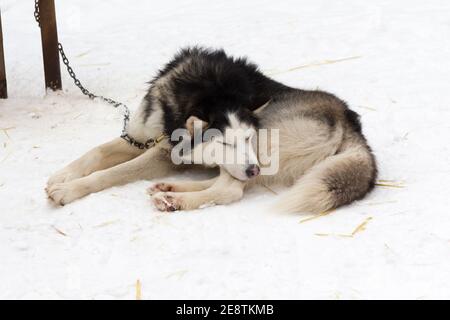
<box><xmin>151</xmin><ymin>192</ymin><xmax>181</xmax><ymax>212</ymax></box>
<box><xmin>47</xmin><ymin>168</ymin><xmax>81</xmax><ymax>188</ymax></box>
<box><xmin>46</xmin><ymin>181</ymin><xmax>86</xmax><ymax>206</ymax></box>
<box><xmin>147</xmin><ymin>182</ymin><xmax>174</xmax><ymax>195</ymax></box>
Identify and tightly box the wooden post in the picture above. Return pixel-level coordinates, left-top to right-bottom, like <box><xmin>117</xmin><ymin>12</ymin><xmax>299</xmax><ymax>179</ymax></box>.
<box><xmin>0</xmin><ymin>10</ymin><xmax>7</xmax><ymax>98</ymax></box>
<box><xmin>39</xmin><ymin>0</ymin><xmax>62</xmax><ymax>91</ymax></box>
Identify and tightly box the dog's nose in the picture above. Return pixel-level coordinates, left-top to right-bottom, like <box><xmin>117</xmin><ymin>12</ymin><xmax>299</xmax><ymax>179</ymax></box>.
<box><xmin>245</xmin><ymin>164</ymin><xmax>260</xmax><ymax>178</ymax></box>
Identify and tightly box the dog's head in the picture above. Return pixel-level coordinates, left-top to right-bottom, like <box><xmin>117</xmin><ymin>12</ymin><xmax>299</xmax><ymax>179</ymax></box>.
<box><xmin>179</xmin><ymin>102</ymin><xmax>269</xmax><ymax>181</ymax></box>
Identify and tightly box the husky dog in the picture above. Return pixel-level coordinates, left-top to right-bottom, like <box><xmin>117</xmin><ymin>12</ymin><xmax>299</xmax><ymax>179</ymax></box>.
<box><xmin>46</xmin><ymin>47</ymin><xmax>377</xmax><ymax>213</ymax></box>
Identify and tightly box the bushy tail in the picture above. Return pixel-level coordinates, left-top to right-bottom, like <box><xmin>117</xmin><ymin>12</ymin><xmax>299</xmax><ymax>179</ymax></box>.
<box><xmin>276</xmin><ymin>145</ymin><xmax>377</xmax><ymax>214</ymax></box>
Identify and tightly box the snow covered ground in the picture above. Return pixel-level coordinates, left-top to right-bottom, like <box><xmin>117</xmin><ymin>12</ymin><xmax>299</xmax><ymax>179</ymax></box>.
<box><xmin>1</xmin><ymin>0</ymin><xmax>450</xmax><ymax>299</ymax></box>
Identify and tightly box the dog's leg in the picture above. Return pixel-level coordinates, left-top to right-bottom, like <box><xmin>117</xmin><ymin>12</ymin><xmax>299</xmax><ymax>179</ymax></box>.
<box><xmin>47</xmin><ymin>138</ymin><xmax>144</xmax><ymax>187</ymax></box>
<box><xmin>151</xmin><ymin>170</ymin><xmax>245</xmax><ymax>211</ymax></box>
<box><xmin>47</xmin><ymin>146</ymin><xmax>174</xmax><ymax>205</ymax></box>
<box><xmin>147</xmin><ymin>177</ymin><xmax>219</xmax><ymax>194</ymax></box>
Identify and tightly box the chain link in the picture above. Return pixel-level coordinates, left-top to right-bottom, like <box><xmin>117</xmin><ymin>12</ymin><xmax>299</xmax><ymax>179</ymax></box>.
<box><xmin>34</xmin><ymin>0</ymin><xmax>40</xmax><ymax>26</ymax></box>
<box><xmin>33</xmin><ymin>0</ymin><xmax>163</xmax><ymax>149</ymax></box>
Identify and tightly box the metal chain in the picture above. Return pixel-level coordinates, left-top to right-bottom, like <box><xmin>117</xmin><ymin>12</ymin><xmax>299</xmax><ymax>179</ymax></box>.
<box><xmin>34</xmin><ymin>0</ymin><xmax>40</xmax><ymax>26</ymax></box>
<box><xmin>33</xmin><ymin>0</ymin><xmax>162</xmax><ymax>149</ymax></box>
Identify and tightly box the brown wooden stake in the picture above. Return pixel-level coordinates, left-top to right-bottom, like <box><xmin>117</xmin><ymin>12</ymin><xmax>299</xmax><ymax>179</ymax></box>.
<box><xmin>39</xmin><ymin>0</ymin><xmax>62</xmax><ymax>91</ymax></box>
<box><xmin>0</xmin><ymin>10</ymin><xmax>7</xmax><ymax>98</ymax></box>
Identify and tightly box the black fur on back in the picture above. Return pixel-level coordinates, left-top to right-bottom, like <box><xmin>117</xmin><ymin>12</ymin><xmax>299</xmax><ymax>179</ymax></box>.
<box><xmin>145</xmin><ymin>47</ymin><xmax>290</xmax><ymax>139</ymax></box>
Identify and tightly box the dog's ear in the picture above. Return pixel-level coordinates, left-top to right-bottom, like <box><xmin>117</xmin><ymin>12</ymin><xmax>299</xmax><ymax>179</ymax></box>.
<box><xmin>185</xmin><ymin>115</ymin><xmax>208</xmax><ymax>136</ymax></box>
<box><xmin>253</xmin><ymin>99</ymin><xmax>272</xmax><ymax>115</ymax></box>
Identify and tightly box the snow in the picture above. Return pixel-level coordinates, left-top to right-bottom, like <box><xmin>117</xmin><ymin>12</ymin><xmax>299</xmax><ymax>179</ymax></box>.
<box><xmin>1</xmin><ymin>0</ymin><xmax>450</xmax><ymax>299</ymax></box>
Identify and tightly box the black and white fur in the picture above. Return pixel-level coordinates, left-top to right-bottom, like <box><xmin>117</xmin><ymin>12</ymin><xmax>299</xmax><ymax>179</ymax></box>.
<box><xmin>46</xmin><ymin>47</ymin><xmax>377</xmax><ymax>213</ymax></box>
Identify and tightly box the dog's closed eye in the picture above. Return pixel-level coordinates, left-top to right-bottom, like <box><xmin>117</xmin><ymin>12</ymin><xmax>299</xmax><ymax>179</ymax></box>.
<box><xmin>221</xmin><ymin>141</ymin><xmax>234</xmax><ymax>147</ymax></box>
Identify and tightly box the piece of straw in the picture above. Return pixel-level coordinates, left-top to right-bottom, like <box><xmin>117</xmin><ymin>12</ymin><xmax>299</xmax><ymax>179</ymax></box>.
<box><xmin>362</xmin><ymin>200</ymin><xmax>397</xmax><ymax>206</ymax></box>
<box><xmin>269</xmin><ymin>56</ymin><xmax>362</xmax><ymax>76</ymax></box>
<box><xmin>52</xmin><ymin>226</ymin><xmax>67</xmax><ymax>237</ymax></box>
<box><xmin>299</xmin><ymin>209</ymin><xmax>334</xmax><ymax>224</ymax></box>
<box><xmin>76</xmin><ymin>50</ymin><xmax>91</xmax><ymax>58</ymax></box>
<box><xmin>136</xmin><ymin>280</ymin><xmax>142</xmax><ymax>300</ymax></box>
<box><xmin>350</xmin><ymin>217</ymin><xmax>372</xmax><ymax>236</ymax></box>
<box><xmin>0</xmin><ymin>127</ymin><xmax>15</xmax><ymax>139</ymax></box>
<box><xmin>93</xmin><ymin>219</ymin><xmax>120</xmax><ymax>228</ymax></box>
<box><xmin>314</xmin><ymin>217</ymin><xmax>373</xmax><ymax>238</ymax></box>
<box><xmin>165</xmin><ymin>270</ymin><xmax>188</xmax><ymax>280</ymax></box>
<box><xmin>375</xmin><ymin>179</ymin><xmax>405</xmax><ymax>188</ymax></box>
<box><xmin>336</xmin><ymin>216</ymin><xmax>373</xmax><ymax>237</ymax></box>
<box><xmin>375</xmin><ymin>183</ymin><xmax>405</xmax><ymax>188</ymax></box>
<box><xmin>357</xmin><ymin>105</ymin><xmax>377</xmax><ymax>111</ymax></box>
